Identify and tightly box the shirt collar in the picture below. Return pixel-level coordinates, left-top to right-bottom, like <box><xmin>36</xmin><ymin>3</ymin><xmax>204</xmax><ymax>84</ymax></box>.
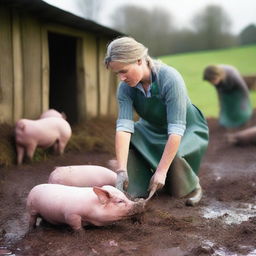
<box><xmin>135</xmin><ymin>71</ymin><xmax>154</xmax><ymax>97</ymax></box>
<box><xmin>135</xmin><ymin>83</ymin><xmax>152</xmax><ymax>97</ymax></box>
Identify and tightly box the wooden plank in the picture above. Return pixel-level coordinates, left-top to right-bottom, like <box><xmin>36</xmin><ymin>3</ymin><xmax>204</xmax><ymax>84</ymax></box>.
<box><xmin>98</xmin><ymin>38</ymin><xmax>112</xmax><ymax>116</ymax></box>
<box><xmin>98</xmin><ymin>38</ymin><xmax>118</xmax><ymax>117</ymax></box>
<box><xmin>83</xmin><ymin>35</ymin><xmax>98</xmax><ymax>117</ymax></box>
<box><xmin>12</xmin><ymin>10</ymin><xmax>23</xmax><ymax>121</ymax></box>
<box><xmin>108</xmin><ymin>72</ymin><xmax>118</xmax><ymax>117</ymax></box>
<box><xmin>21</xmin><ymin>15</ymin><xmax>42</xmax><ymax>119</ymax></box>
<box><xmin>0</xmin><ymin>7</ymin><xmax>13</xmax><ymax>123</ymax></box>
<box><xmin>41</xmin><ymin>27</ymin><xmax>49</xmax><ymax>112</ymax></box>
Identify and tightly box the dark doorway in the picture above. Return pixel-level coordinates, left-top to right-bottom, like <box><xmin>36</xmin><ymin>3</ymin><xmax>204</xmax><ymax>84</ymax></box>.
<box><xmin>48</xmin><ymin>32</ymin><xmax>78</xmax><ymax>124</ymax></box>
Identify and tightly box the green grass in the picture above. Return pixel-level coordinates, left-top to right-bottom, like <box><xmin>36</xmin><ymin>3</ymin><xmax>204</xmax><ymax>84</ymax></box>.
<box><xmin>159</xmin><ymin>45</ymin><xmax>256</xmax><ymax>117</ymax></box>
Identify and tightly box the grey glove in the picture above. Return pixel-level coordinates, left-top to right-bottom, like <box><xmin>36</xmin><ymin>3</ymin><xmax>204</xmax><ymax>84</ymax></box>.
<box><xmin>115</xmin><ymin>170</ymin><xmax>129</xmax><ymax>192</ymax></box>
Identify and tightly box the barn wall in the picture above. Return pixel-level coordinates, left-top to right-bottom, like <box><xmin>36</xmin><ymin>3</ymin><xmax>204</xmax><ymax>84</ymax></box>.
<box><xmin>0</xmin><ymin>6</ymin><xmax>14</xmax><ymax>123</ymax></box>
<box><xmin>108</xmin><ymin>69</ymin><xmax>118</xmax><ymax>116</ymax></box>
<box><xmin>12</xmin><ymin>10</ymin><xmax>24</xmax><ymax>121</ymax></box>
<box><xmin>83</xmin><ymin>34</ymin><xmax>99</xmax><ymax>117</ymax></box>
<box><xmin>0</xmin><ymin>5</ymin><xmax>119</xmax><ymax>124</ymax></box>
<box><xmin>41</xmin><ymin>27</ymin><xmax>50</xmax><ymax>113</ymax></box>
<box><xmin>99</xmin><ymin>38</ymin><xmax>112</xmax><ymax>116</ymax></box>
<box><xmin>21</xmin><ymin>15</ymin><xmax>42</xmax><ymax>119</ymax></box>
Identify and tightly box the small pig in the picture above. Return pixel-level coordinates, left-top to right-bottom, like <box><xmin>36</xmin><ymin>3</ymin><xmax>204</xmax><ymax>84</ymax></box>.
<box><xmin>15</xmin><ymin>117</ymin><xmax>72</xmax><ymax>165</ymax></box>
<box><xmin>26</xmin><ymin>184</ymin><xmax>145</xmax><ymax>231</ymax></box>
<box><xmin>227</xmin><ymin>126</ymin><xmax>256</xmax><ymax>145</ymax></box>
<box><xmin>48</xmin><ymin>165</ymin><xmax>117</xmax><ymax>187</ymax></box>
<box><xmin>40</xmin><ymin>109</ymin><xmax>66</xmax><ymax>120</ymax></box>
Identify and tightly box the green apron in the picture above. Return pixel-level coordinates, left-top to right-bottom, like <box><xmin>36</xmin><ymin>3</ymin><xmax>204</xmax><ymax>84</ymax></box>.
<box><xmin>218</xmin><ymin>89</ymin><xmax>252</xmax><ymax>128</ymax></box>
<box><xmin>127</xmin><ymin>82</ymin><xmax>209</xmax><ymax>198</ymax></box>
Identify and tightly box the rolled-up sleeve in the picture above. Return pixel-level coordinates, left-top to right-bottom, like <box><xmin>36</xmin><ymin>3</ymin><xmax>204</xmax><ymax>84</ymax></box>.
<box><xmin>168</xmin><ymin>123</ymin><xmax>186</xmax><ymax>136</ymax></box>
<box><xmin>116</xmin><ymin>119</ymin><xmax>134</xmax><ymax>133</ymax></box>
<box><xmin>116</xmin><ymin>83</ymin><xmax>134</xmax><ymax>133</ymax></box>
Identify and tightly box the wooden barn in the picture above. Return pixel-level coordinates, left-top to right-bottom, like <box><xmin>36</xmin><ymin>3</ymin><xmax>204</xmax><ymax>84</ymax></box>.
<box><xmin>0</xmin><ymin>0</ymin><xmax>122</xmax><ymax>124</ymax></box>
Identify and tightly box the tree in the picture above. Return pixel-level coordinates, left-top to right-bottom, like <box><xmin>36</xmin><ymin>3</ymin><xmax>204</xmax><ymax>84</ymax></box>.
<box><xmin>191</xmin><ymin>5</ymin><xmax>235</xmax><ymax>50</ymax></box>
<box><xmin>110</xmin><ymin>5</ymin><xmax>175</xmax><ymax>56</ymax></box>
<box><xmin>239</xmin><ymin>24</ymin><xmax>256</xmax><ymax>45</ymax></box>
<box><xmin>76</xmin><ymin>0</ymin><xmax>102</xmax><ymax>20</ymax></box>
<box><xmin>109</xmin><ymin>3</ymin><xmax>237</xmax><ymax>56</ymax></box>
<box><xmin>170</xmin><ymin>29</ymin><xmax>200</xmax><ymax>54</ymax></box>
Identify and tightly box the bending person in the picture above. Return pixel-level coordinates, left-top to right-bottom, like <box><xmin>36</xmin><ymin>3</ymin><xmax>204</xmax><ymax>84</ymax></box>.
<box><xmin>105</xmin><ymin>37</ymin><xmax>209</xmax><ymax>206</ymax></box>
<box><xmin>203</xmin><ymin>65</ymin><xmax>253</xmax><ymax>128</ymax></box>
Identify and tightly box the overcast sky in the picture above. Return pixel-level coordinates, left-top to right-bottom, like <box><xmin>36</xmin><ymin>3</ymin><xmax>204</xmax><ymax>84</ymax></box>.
<box><xmin>43</xmin><ymin>0</ymin><xmax>256</xmax><ymax>34</ymax></box>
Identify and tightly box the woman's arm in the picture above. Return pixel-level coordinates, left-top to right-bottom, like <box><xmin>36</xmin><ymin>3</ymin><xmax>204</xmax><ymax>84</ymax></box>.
<box><xmin>115</xmin><ymin>131</ymin><xmax>131</xmax><ymax>191</ymax></box>
<box><xmin>149</xmin><ymin>133</ymin><xmax>181</xmax><ymax>192</ymax></box>
<box><xmin>115</xmin><ymin>131</ymin><xmax>131</xmax><ymax>171</ymax></box>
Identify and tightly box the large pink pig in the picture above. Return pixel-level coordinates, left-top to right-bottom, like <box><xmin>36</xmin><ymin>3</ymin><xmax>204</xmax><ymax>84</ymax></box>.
<box><xmin>40</xmin><ymin>109</ymin><xmax>66</xmax><ymax>120</ymax></box>
<box><xmin>26</xmin><ymin>184</ymin><xmax>145</xmax><ymax>231</ymax></box>
<box><xmin>48</xmin><ymin>165</ymin><xmax>117</xmax><ymax>187</ymax></box>
<box><xmin>15</xmin><ymin>117</ymin><xmax>72</xmax><ymax>165</ymax></box>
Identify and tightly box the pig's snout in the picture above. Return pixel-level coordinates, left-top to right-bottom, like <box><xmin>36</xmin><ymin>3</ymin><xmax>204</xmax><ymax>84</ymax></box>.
<box><xmin>128</xmin><ymin>199</ymin><xmax>146</xmax><ymax>216</ymax></box>
<box><xmin>128</xmin><ymin>199</ymin><xmax>147</xmax><ymax>224</ymax></box>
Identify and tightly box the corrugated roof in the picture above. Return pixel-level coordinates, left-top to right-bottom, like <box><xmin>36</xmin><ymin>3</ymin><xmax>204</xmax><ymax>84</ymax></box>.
<box><xmin>0</xmin><ymin>0</ymin><xmax>123</xmax><ymax>37</ymax></box>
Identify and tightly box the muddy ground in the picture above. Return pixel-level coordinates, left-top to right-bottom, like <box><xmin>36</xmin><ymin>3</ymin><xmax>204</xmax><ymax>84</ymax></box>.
<box><xmin>0</xmin><ymin>113</ymin><xmax>256</xmax><ymax>256</ymax></box>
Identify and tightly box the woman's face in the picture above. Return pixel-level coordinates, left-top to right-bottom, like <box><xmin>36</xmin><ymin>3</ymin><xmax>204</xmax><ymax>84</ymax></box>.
<box><xmin>209</xmin><ymin>76</ymin><xmax>222</xmax><ymax>86</ymax></box>
<box><xmin>109</xmin><ymin>61</ymin><xmax>143</xmax><ymax>87</ymax></box>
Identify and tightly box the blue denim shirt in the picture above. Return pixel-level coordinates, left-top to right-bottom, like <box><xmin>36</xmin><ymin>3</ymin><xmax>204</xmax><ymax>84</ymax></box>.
<box><xmin>116</xmin><ymin>63</ymin><xmax>190</xmax><ymax>136</ymax></box>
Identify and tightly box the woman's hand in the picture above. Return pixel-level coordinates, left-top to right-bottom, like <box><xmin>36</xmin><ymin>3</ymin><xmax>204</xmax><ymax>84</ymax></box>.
<box><xmin>115</xmin><ymin>170</ymin><xmax>129</xmax><ymax>192</ymax></box>
<box><xmin>148</xmin><ymin>134</ymin><xmax>181</xmax><ymax>195</ymax></box>
<box><xmin>148</xmin><ymin>170</ymin><xmax>167</xmax><ymax>193</ymax></box>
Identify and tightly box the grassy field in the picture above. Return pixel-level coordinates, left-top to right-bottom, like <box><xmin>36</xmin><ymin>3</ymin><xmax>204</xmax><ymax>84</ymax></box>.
<box><xmin>160</xmin><ymin>45</ymin><xmax>256</xmax><ymax>117</ymax></box>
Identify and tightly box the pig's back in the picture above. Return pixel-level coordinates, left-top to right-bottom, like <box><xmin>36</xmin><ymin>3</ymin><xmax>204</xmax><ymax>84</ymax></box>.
<box><xmin>49</xmin><ymin>165</ymin><xmax>117</xmax><ymax>187</ymax></box>
<box><xmin>17</xmin><ymin>118</ymin><xmax>71</xmax><ymax>146</ymax></box>
<box><xmin>40</xmin><ymin>109</ymin><xmax>63</xmax><ymax>119</ymax></box>
<box><xmin>36</xmin><ymin>118</ymin><xmax>71</xmax><ymax>134</ymax></box>
<box><xmin>16</xmin><ymin>119</ymin><xmax>58</xmax><ymax>141</ymax></box>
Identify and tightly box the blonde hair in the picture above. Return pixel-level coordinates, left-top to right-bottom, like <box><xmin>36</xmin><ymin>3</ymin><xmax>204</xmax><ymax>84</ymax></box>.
<box><xmin>105</xmin><ymin>37</ymin><xmax>154</xmax><ymax>69</ymax></box>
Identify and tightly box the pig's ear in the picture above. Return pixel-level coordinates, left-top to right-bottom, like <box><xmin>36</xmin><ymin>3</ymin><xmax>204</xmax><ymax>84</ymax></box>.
<box><xmin>93</xmin><ymin>187</ymin><xmax>112</xmax><ymax>204</ymax></box>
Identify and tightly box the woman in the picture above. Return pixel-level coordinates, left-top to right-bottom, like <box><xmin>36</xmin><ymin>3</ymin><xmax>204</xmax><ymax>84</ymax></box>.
<box><xmin>105</xmin><ymin>37</ymin><xmax>209</xmax><ymax>206</ymax></box>
<box><xmin>203</xmin><ymin>65</ymin><xmax>253</xmax><ymax>128</ymax></box>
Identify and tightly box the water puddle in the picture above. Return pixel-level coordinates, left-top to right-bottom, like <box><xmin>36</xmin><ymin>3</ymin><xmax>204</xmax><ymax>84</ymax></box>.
<box><xmin>0</xmin><ymin>247</ymin><xmax>15</xmax><ymax>256</ymax></box>
<box><xmin>2</xmin><ymin>214</ymin><xmax>28</xmax><ymax>244</ymax></box>
<box><xmin>247</xmin><ymin>249</ymin><xmax>256</xmax><ymax>256</ymax></box>
<box><xmin>202</xmin><ymin>200</ymin><xmax>256</xmax><ymax>224</ymax></box>
<box><xmin>240</xmin><ymin>247</ymin><xmax>256</xmax><ymax>256</ymax></box>
<box><xmin>202</xmin><ymin>240</ymin><xmax>256</xmax><ymax>256</ymax></box>
<box><xmin>201</xmin><ymin>240</ymin><xmax>234</xmax><ymax>256</ymax></box>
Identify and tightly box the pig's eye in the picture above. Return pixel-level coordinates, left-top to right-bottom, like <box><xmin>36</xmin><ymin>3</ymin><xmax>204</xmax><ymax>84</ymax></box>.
<box><xmin>117</xmin><ymin>199</ymin><xmax>125</xmax><ymax>204</ymax></box>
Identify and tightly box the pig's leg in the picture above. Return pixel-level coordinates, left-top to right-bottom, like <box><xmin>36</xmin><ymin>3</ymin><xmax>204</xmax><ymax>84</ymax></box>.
<box><xmin>56</xmin><ymin>140</ymin><xmax>67</xmax><ymax>155</ymax></box>
<box><xmin>26</xmin><ymin>144</ymin><xmax>37</xmax><ymax>161</ymax></box>
<box><xmin>16</xmin><ymin>145</ymin><xmax>25</xmax><ymax>165</ymax></box>
<box><xmin>52</xmin><ymin>140</ymin><xmax>62</xmax><ymax>155</ymax></box>
<box><xmin>52</xmin><ymin>140</ymin><xmax>59</xmax><ymax>154</ymax></box>
<box><xmin>65</xmin><ymin>214</ymin><xmax>83</xmax><ymax>231</ymax></box>
<box><xmin>65</xmin><ymin>214</ymin><xmax>86</xmax><ymax>238</ymax></box>
<box><xmin>28</xmin><ymin>214</ymin><xmax>38</xmax><ymax>231</ymax></box>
